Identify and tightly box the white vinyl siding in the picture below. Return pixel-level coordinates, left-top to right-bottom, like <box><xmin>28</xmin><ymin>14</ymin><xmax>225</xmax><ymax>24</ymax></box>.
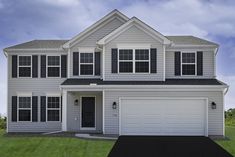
<box><xmin>165</xmin><ymin>50</ymin><xmax>215</xmax><ymax>78</ymax></box>
<box><xmin>104</xmin><ymin>25</ymin><xmax>164</xmax><ymax>81</ymax></box>
<box><xmin>7</xmin><ymin>51</ymin><xmax>66</xmax><ymax>132</ymax></box>
<box><xmin>69</xmin><ymin>17</ymin><xmax>125</xmax><ymax>78</ymax></box>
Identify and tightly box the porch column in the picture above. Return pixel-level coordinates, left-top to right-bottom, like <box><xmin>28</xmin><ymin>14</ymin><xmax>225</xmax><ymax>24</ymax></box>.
<box><xmin>62</xmin><ymin>90</ymin><xmax>67</xmax><ymax>131</ymax></box>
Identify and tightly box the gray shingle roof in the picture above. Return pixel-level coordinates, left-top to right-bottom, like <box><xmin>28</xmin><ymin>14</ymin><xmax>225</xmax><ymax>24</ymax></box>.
<box><xmin>4</xmin><ymin>36</ymin><xmax>218</xmax><ymax>50</ymax></box>
<box><xmin>61</xmin><ymin>79</ymin><xmax>226</xmax><ymax>86</ymax></box>
<box><xmin>165</xmin><ymin>36</ymin><xmax>218</xmax><ymax>46</ymax></box>
<box><xmin>4</xmin><ymin>40</ymin><xmax>69</xmax><ymax>50</ymax></box>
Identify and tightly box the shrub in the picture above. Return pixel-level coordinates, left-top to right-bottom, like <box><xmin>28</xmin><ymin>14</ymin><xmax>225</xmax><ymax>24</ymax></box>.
<box><xmin>0</xmin><ymin>115</ymin><xmax>6</xmax><ymax>129</ymax></box>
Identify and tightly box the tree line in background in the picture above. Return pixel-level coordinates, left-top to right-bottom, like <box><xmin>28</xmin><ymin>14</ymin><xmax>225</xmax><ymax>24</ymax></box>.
<box><xmin>225</xmin><ymin>108</ymin><xmax>235</xmax><ymax>126</ymax></box>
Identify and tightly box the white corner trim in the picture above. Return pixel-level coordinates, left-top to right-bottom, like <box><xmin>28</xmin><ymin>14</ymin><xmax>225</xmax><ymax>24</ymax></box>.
<box><xmin>102</xmin><ymin>90</ymin><xmax>105</xmax><ymax>134</ymax></box>
<box><xmin>62</xmin><ymin>90</ymin><xmax>67</xmax><ymax>131</ymax></box>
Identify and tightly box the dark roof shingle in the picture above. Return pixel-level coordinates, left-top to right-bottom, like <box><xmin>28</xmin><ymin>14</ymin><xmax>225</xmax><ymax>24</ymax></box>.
<box><xmin>61</xmin><ymin>79</ymin><xmax>226</xmax><ymax>86</ymax></box>
<box><xmin>4</xmin><ymin>40</ymin><xmax>69</xmax><ymax>50</ymax></box>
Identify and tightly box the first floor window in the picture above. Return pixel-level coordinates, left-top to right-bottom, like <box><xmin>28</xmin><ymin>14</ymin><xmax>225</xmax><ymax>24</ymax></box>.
<box><xmin>182</xmin><ymin>52</ymin><xmax>196</xmax><ymax>75</ymax></box>
<box><xmin>19</xmin><ymin>56</ymin><xmax>31</xmax><ymax>77</ymax></box>
<box><xmin>18</xmin><ymin>97</ymin><xmax>31</xmax><ymax>121</ymax></box>
<box><xmin>47</xmin><ymin>97</ymin><xmax>60</xmax><ymax>121</ymax></box>
<box><xmin>80</xmin><ymin>53</ymin><xmax>94</xmax><ymax>75</ymax></box>
<box><xmin>47</xmin><ymin>56</ymin><xmax>60</xmax><ymax>77</ymax></box>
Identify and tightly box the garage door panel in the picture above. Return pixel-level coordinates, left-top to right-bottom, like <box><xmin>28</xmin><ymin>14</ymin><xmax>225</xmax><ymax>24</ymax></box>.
<box><xmin>120</xmin><ymin>98</ymin><xmax>206</xmax><ymax>136</ymax></box>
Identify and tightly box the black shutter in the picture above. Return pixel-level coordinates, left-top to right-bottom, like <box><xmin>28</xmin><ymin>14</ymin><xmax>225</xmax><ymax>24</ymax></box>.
<box><xmin>73</xmin><ymin>52</ymin><xmax>79</xmax><ymax>75</ymax></box>
<box><xmin>40</xmin><ymin>96</ymin><xmax>46</xmax><ymax>122</ymax></box>
<box><xmin>111</xmin><ymin>48</ymin><xmax>118</xmax><ymax>73</ymax></box>
<box><xmin>41</xmin><ymin>55</ymin><xmax>46</xmax><ymax>78</ymax></box>
<box><xmin>12</xmin><ymin>96</ymin><xmax>17</xmax><ymax>122</ymax></box>
<box><xmin>61</xmin><ymin>55</ymin><xmax>67</xmax><ymax>78</ymax></box>
<box><xmin>150</xmin><ymin>48</ymin><xmax>157</xmax><ymax>73</ymax></box>
<box><xmin>32</xmin><ymin>55</ymin><xmax>38</xmax><ymax>78</ymax></box>
<box><xmin>197</xmin><ymin>51</ymin><xmax>203</xmax><ymax>76</ymax></box>
<box><xmin>32</xmin><ymin>96</ymin><xmax>38</xmax><ymax>122</ymax></box>
<box><xmin>12</xmin><ymin>55</ymin><xmax>17</xmax><ymax>78</ymax></box>
<box><xmin>175</xmin><ymin>52</ymin><xmax>181</xmax><ymax>76</ymax></box>
<box><xmin>95</xmin><ymin>52</ymin><xmax>101</xmax><ymax>75</ymax></box>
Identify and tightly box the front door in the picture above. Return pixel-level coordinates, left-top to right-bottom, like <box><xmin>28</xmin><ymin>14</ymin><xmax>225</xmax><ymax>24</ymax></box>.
<box><xmin>81</xmin><ymin>97</ymin><xmax>95</xmax><ymax>129</ymax></box>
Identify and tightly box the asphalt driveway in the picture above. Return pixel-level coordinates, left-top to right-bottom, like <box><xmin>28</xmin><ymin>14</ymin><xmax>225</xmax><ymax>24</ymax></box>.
<box><xmin>108</xmin><ymin>136</ymin><xmax>233</xmax><ymax>157</ymax></box>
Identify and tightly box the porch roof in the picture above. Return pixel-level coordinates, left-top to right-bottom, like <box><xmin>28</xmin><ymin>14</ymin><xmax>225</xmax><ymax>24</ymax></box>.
<box><xmin>61</xmin><ymin>79</ymin><xmax>226</xmax><ymax>86</ymax></box>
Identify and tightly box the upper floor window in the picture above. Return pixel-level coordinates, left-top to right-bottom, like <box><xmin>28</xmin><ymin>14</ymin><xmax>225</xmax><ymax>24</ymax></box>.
<box><xmin>47</xmin><ymin>97</ymin><xmax>60</xmax><ymax>121</ymax></box>
<box><xmin>118</xmin><ymin>49</ymin><xmax>150</xmax><ymax>73</ymax></box>
<box><xmin>47</xmin><ymin>56</ymin><xmax>60</xmax><ymax>77</ymax></box>
<box><xmin>181</xmin><ymin>52</ymin><xmax>196</xmax><ymax>75</ymax></box>
<box><xmin>80</xmin><ymin>53</ymin><xmax>94</xmax><ymax>75</ymax></box>
<box><xmin>18</xmin><ymin>97</ymin><xmax>31</xmax><ymax>121</ymax></box>
<box><xmin>18</xmin><ymin>56</ymin><xmax>31</xmax><ymax>77</ymax></box>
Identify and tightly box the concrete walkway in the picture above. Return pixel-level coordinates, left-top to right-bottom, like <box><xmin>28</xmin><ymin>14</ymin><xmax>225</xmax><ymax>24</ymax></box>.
<box><xmin>75</xmin><ymin>133</ymin><xmax>118</xmax><ymax>140</ymax></box>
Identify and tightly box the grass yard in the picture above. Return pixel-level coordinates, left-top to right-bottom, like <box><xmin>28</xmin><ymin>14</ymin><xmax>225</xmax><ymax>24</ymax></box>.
<box><xmin>216</xmin><ymin>126</ymin><xmax>235</xmax><ymax>156</ymax></box>
<box><xmin>0</xmin><ymin>130</ymin><xmax>114</xmax><ymax>157</ymax></box>
<box><xmin>0</xmin><ymin>127</ymin><xmax>234</xmax><ymax>157</ymax></box>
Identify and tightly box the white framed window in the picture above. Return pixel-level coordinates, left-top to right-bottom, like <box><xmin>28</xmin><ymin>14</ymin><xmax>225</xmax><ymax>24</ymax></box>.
<box><xmin>181</xmin><ymin>52</ymin><xmax>197</xmax><ymax>76</ymax></box>
<box><xmin>18</xmin><ymin>97</ymin><xmax>32</xmax><ymax>121</ymax></box>
<box><xmin>118</xmin><ymin>49</ymin><xmax>150</xmax><ymax>73</ymax></box>
<box><xmin>135</xmin><ymin>49</ymin><xmax>150</xmax><ymax>73</ymax></box>
<box><xmin>46</xmin><ymin>96</ymin><xmax>61</xmax><ymax>121</ymax></box>
<box><xmin>18</xmin><ymin>55</ymin><xmax>32</xmax><ymax>77</ymax></box>
<box><xmin>47</xmin><ymin>56</ymin><xmax>61</xmax><ymax>77</ymax></box>
<box><xmin>79</xmin><ymin>52</ymin><xmax>94</xmax><ymax>75</ymax></box>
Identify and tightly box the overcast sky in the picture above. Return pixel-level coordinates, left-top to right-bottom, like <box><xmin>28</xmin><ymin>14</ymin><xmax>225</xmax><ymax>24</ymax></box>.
<box><xmin>0</xmin><ymin>0</ymin><xmax>235</xmax><ymax>115</ymax></box>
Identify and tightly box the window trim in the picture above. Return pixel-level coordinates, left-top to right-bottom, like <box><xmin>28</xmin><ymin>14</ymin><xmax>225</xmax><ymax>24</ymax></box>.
<box><xmin>79</xmin><ymin>52</ymin><xmax>94</xmax><ymax>76</ymax></box>
<box><xmin>46</xmin><ymin>55</ymin><xmax>61</xmax><ymax>78</ymax></box>
<box><xmin>118</xmin><ymin>49</ymin><xmax>150</xmax><ymax>74</ymax></box>
<box><xmin>181</xmin><ymin>52</ymin><xmax>197</xmax><ymax>76</ymax></box>
<box><xmin>18</xmin><ymin>55</ymin><xmax>32</xmax><ymax>78</ymax></box>
<box><xmin>17</xmin><ymin>95</ymin><xmax>32</xmax><ymax>122</ymax></box>
<box><xmin>46</xmin><ymin>95</ymin><xmax>61</xmax><ymax>122</ymax></box>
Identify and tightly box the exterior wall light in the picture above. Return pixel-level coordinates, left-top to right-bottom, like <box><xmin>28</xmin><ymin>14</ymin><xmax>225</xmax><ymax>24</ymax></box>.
<box><xmin>211</xmin><ymin>102</ymin><xmax>216</xmax><ymax>109</ymax></box>
<box><xmin>74</xmin><ymin>99</ymin><xmax>79</xmax><ymax>106</ymax></box>
<box><xmin>112</xmin><ymin>102</ymin><xmax>117</xmax><ymax>109</ymax></box>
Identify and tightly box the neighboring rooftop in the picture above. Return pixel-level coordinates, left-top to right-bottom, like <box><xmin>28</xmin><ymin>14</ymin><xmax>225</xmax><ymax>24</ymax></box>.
<box><xmin>166</xmin><ymin>35</ymin><xmax>218</xmax><ymax>46</ymax></box>
<box><xmin>61</xmin><ymin>79</ymin><xmax>226</xmax><ymax>86</ymax></box>
<box><xmin>4</xmin><ymin>40</ymin><xmax>69</xmax><ymax>50</ymax></box>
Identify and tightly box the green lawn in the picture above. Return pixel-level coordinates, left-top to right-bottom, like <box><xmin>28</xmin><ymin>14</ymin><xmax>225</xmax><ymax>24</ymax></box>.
<box><xmin>0</xmin><ymin>130</ymin><xmax>114</xmax><ymax>157</ymax></box>
<box><xmin>216</xmin><ymin>126</ymin><xmax>235</xmax><ymax>156</ymax></box>
<box><xmin>0</xmin><ymin>127</ymin><xmax>234</xmax><ymax>157</ymax></box>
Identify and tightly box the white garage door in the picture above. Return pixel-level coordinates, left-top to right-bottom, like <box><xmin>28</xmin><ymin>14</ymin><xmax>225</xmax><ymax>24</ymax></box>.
<box><xmin>120</xmin><ymin>98</ymin><xmax>207</xmax><ymax>136</ymax></box>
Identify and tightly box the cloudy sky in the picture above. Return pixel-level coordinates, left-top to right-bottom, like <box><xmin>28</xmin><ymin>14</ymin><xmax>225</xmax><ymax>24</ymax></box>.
<box><xmin>0</xmin><ymin>0</ymin><xmax>235</xmax><ymax>115</ymax></box>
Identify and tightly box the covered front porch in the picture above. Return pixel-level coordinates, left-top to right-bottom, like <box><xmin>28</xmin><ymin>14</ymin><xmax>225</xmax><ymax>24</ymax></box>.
<box><xmin>61</xmin><ymin>90</ymin><xmax>103</xmax><ymax>133</ymax></box>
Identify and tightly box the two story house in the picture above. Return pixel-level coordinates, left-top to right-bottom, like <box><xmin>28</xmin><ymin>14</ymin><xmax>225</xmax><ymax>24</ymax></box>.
<box><xmin>3</xmin><ymin>10</ymin><xmax>228</xmax><ymax>136</ymax></box>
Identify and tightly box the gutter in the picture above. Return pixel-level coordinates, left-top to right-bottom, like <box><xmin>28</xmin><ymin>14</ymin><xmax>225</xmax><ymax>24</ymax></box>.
<box><xmin>3</xmin><ymin>49</ymin><xmax>8</xmax><ymax>57</ymax></box>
